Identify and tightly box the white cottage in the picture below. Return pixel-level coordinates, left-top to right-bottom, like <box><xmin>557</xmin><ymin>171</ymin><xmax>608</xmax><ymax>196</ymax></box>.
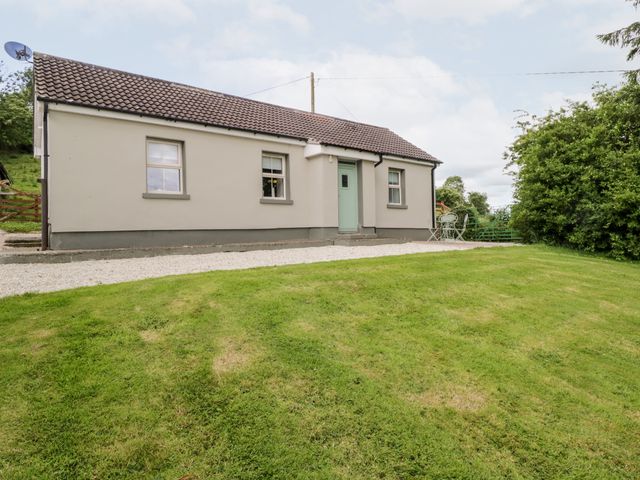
<box><xmin>33</xmin><ymin>53</ymin><xmax>441</xmax><ymax>250</ymax></box>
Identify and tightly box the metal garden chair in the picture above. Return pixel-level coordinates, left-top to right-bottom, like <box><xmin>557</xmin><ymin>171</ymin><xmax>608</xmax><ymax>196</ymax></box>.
<box><xmin>439</xmin><ymin>213</ymin><xmax>458</xmax><ymax>240</ymax></box>
<box><xmin>455</xmin><ymin>214</ymin><xmax>469</xmax><ymax>241</ymax></box>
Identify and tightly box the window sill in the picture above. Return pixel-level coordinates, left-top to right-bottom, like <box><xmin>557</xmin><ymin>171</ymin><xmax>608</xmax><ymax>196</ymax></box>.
<box><xmin>387</xmin><ymin>203</ymin><xmax>408</xmax><ymax>209</ymax></box>
<box><xmin>142</xmin><ymin>193</ymin><xmax>191</xmax><ymax>200</ymax></box>
<box><xmin>260</xmin><ymin>198</ymin><xmax>293</xmax><ymax>205</ymax></box>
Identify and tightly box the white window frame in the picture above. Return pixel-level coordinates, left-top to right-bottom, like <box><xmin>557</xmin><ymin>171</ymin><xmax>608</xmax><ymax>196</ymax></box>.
<box><xmin>388</xmin><ymin>168</ymin><xmax>403</xmax><ymax>205</ymax></box>
<box><xmin>262</xmin><ymin>153</ymin><xmax>287</xmax><ymax>200</ymax></box>
<box><xmin>146</xmin><ymin>139</ymin><xmax>184</xmax><ymax>195</ymax></box>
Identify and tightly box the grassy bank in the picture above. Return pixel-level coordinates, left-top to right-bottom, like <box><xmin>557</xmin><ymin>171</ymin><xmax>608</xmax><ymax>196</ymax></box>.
<box><xmin>0</xmin><ymin>151</ymin><xmax>39</xmax><ymax>193</ymax></box>
<box><xmin>0</xmin><ymin>246</ymin><xmax>638</xmax><ymax>479</ymax></box>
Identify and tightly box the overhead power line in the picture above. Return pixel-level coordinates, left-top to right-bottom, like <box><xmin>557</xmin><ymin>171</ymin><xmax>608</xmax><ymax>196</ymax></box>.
<box><xmin>520</xmin><ymin>69</ymin><xmax>630</xmax><ymax>76</ymax></box>
<box><xmin>242</xmin><ymin>68</ymin><xmax>630</xmax><ymax>99</ymax></box>
<box><xmin>243</xmin><ymin>75</ymin><xmax>310</xmax><ymax>97</ymax></box>
<box><xmin>317</xmin><ymin>69</ymin><xmax>631</xmax><ymax>81</ymax></box>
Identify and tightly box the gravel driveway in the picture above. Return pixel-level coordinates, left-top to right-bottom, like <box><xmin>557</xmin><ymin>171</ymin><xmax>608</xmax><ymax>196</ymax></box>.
<box><xmin>0</xmin><ymin>242</ymin><xmax>515</xmax><ymax>298</ymax></box>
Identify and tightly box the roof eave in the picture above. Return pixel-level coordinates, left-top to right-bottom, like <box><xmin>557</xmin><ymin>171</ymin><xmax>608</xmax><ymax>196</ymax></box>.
<box><xmin>36</xmin><ymin>96</ymin><xmax>311</xmax><ymax>144</ymax></box>
<box><xmin>319</xmin><ymin>142</ymin><xmax>442</xmax><ymax>165</ymax></box>
<box><xmin>36</xmin><ymin>96</ymin><xmax>443</xmax><ymax>164</ymax></box>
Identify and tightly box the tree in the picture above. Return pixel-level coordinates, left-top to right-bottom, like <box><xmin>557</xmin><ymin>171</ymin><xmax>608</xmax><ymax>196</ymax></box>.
<box><xmin>436</xmin><ymin>175</ymin><xmax>490</xmax><ymax>219</ymax></box>
<box><xmin>435</xmin><ymin>185</ymin><xmax>464</xmax><ymax>208</ymax></box>
<box><xmin>0</xmin><ymin>61</ymin><xmax>33</xmax><ymax>151</ymax></box>
<box><xmin>506</xmin><ymin>82</ymin><xmax>640</xmax><ymax>260</ymax></box>
<box><xmin>597</xmin><ymin>0</ymin><xmax>640</xmax><ymax>82</ymax></box>
<box><xmin>436</xmin><ymin>175</ymin><xmax>484</xmax><ymax>236</ymax></box>
<box><xmin>437</xmin><ymin>176</ymin><xmax>466</xmax><ymax>209</ymax></box>
<box><xmin>467</xmin><ymin>191</ymin><xmax>490</xmax><ymax>216</ymax></box>
<box><xmin>442</xmin><ymin>175</ymin><xmax>465</xmax><ymax>196</ymax></box>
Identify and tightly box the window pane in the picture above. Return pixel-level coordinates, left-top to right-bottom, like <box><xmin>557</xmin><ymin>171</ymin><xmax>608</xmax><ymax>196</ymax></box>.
<box><xmin>148</xmin><ymin>142</ymin><xmax>179</xmax><ymax>165</ymax></box>
<box><xmin>388</xmin><ymin>171</ymin><xmax>400</xmax><ymax>185</ymax></box>
<box><xmin>263</xmin><ymin>176</ymin><xmax>285</xmax><ymax>198</ymax></box>
<box><xmin>341</xmin><ymin>174</ymin><xmax>349</xmax><ymax>188</ymax></box>
<box><xmin>262</xmin><ymin>177</ymin><xmax>272</xmax><ymax>197</ymax></box>
<box><xmin>262</xmin><ymin>156</ymin><xmax>283</xmax><ymax>174</ymax></box>
<box><xmin>147</xmin><ymin>167</ymin><xmax>180</xmax><ymax>193</ymax></box>
<box><xmin>147</xmin><ymin>167</ymin><xmax>164</xmax><ymax>192</ymax></box>
<box><xmin>389</xmin><ymin>187</ymin><xmax>400</xmax><ymax>204</ymax></box>
<box><xmin>272</xmin><ymin>177</ymin><xmax>284</xmax><ymax>197</ymax></box>
<box><xmin>163</xmin><ymin>168</ymin><xmax>180</xmax><ymax>192</ymax></box>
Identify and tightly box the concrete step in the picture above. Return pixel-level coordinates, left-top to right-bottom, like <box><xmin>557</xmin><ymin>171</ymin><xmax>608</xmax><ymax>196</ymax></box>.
<box><xmin>335</xmin><ymin>233</ymin><xmax>378</xmax><ymax>240</ymax></box>
<box><xmin>4</xmin><ymin>234</ymin><xmax>41</xmax><ymax>248</ymax></box>
<box><xmin>5</xmin><ymin>241</ymin><xmax>41</xmax><ymax>248</ymax></box>
<box><xmin>333</xmin><ymin>237</ymin><xmax>407</xmax><ymax>247</ymax></box>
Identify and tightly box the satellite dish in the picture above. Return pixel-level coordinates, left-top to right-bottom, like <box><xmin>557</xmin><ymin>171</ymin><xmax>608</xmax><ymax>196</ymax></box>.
<box><xmin>3</xmin><ymin>41</ymin><xmax>33</xmax><ymax>62</ymax></box>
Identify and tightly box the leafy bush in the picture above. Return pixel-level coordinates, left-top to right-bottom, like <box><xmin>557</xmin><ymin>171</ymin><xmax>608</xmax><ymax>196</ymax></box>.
<box><xmin>506</xmin><ymin>82</ymin><xmax>640</xmax><ymax>260</ymax></box>
<box><xmin>490</xmin><ymin>206</ymin><xmax>511</xmax><ymax>224</ymax></box>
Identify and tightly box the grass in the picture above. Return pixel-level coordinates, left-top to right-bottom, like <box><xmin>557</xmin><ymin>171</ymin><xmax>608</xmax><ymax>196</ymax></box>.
<box><xmin>0</xmin><ymin>245</ymin><xmax>639</xmax><ymax>479</ymax></box>
<box><xmin>0</xmin><ymin>220</ymin><xmax>39</xmax><ymax>233</ymax></box>
<box><xmin>0</xmin><ymin>150</ymin><xmax>39</xmax><ymax>193</ymax></box>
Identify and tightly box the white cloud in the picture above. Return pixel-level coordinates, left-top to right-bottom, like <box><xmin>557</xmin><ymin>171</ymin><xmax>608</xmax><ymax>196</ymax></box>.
<box><xmin>365</xmin><ymin>0</ymin><xmax>541</xmax><ymax>24</ymax></box>
<box><xmin>154</xmin><ymin>1</ymin><xmax>310</xmax><ymax>58</ymax></box>
<box><xmin>364</xmin><ymin>0</ymin><xmax>621</xmax><ymax>25</ymax></box>
<box><xmin>216</xmin><ymin>0</ymin><xmax>311</xmax><ymax>52</ymax></box>
<box><xmin>44</xmin><ymin>0</ymin><xmax>312</xmax><ymax>29</ymax></box>
<box><xmin>10</xmin><ymin>0</ymin><xmax>195</xmax><ymax>24</ymax></box>
<box><xmin>217</xmin><ymin>22</ymin><xmax>267</xmax><ymax>54</ymax></box>
<box><xmin>248</xmin><ymin>0</ymin><xmax>310</xmax><ymax>32</ymax></box>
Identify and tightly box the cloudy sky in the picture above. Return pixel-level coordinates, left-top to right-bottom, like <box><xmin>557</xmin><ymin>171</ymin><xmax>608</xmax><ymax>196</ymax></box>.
<box><xmin>2</xmin><ymin>0</ymin><xmax>637</xmax><ymax>205</ymax></box>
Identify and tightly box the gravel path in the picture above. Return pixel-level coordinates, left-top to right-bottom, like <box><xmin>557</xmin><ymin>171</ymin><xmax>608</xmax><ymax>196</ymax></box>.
<box><xmin>0</xmin><ymin>242</ymin><xmax>515</xmax><ymax>298</ymax></box>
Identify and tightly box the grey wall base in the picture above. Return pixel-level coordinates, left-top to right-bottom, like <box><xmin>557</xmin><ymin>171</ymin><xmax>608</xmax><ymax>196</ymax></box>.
<box><xmin>375</xmin><ymin>228</ymin><xmax>433</xmax><ymax>241</ymax></box>
<box><xmin>308</xmin><ymin>227</ymin><xmax>339</xmax><ymax>241</ymax></box>
<box><xmin>51</xmin><ymin>228</ymin><xmax>340</xmax><ymax>250</ymax></box>
<box><xmin>49</xmin><ymin>226</ymin><xmax>433</xmax><ymax>250</ymax></box>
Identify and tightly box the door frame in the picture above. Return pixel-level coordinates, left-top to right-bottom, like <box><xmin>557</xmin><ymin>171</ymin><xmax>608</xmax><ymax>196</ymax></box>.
<box><xmin>337</xmin><ymin>160</ymin><xmax>361</xmax><ymax>233</ymax></box>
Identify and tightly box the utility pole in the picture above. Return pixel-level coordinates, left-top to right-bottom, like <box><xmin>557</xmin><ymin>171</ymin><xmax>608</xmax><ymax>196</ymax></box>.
<box><xmin>310</xmin><ymin>72</ymin><xmax>315</xmax><ymax>113</ymax></box>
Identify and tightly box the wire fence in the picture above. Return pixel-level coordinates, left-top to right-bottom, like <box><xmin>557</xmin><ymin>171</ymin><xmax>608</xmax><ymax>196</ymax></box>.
<box><xmin>464</xmin><ymin>222</ymin><xmax>522</xmax><ymax>242</ymax></box>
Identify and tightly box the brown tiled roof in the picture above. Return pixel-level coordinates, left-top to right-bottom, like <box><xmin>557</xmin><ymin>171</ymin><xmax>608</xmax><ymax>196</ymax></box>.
<box><xmin>33</xmin><ymin>53</ymin><xmax>440</xmax><ymax>163</ymax></box>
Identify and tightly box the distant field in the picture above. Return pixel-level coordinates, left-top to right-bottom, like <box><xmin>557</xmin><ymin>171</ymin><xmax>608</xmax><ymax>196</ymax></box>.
<box><xmin>0</xmin><ymin>246</ymin><xmax>639</xmax><ymax>479</ymax></box>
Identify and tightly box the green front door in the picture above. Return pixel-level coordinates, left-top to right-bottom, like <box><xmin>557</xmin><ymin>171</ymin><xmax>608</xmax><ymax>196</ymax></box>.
<box><xmin>338</xmin><ymin>162</ymin><xmax>359</xmax><ymax>232</ymax></box>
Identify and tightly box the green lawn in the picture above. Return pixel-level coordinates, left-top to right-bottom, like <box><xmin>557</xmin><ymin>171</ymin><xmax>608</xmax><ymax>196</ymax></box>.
<box><xmin>1</xmin><ymin>246</ymin><xmax>639</xmax><ymax>479</ymax></box>
<box><xmin>0</xmin><ymin>220</ymin><xmax>40</xmax><ymax>233</ymax></box>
